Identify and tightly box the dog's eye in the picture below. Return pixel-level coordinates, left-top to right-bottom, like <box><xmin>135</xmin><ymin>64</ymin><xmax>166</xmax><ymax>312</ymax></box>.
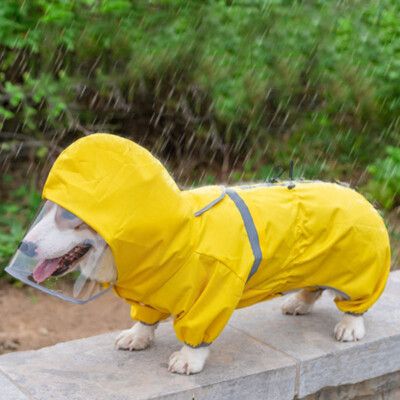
<box><xmin>74</xmin><ymin>223</ymin><xmax>87</xmax><ymax>231</ymax></box>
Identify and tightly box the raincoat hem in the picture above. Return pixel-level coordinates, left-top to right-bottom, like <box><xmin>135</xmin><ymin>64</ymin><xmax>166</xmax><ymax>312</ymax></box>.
<box><xmin>141</xmin><ymin>321</ymin><xmax>159</xmax><ymax>327</ymax></box>
<box><xmin>345</xmin><ymin>311</ymin><xmax>365</xmax><ymax>316</ymax></box>
<box><xmin>184</xmin><ymin>342</ymin><xmax>212</xmax><ymax>349</ymax></box>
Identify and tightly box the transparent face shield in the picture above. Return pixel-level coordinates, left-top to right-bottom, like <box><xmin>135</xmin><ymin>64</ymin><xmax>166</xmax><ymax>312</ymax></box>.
<box><xmin>5</xmin><ymin>201</ymin><xmax>117</xmax><ymax>304</ymax></box>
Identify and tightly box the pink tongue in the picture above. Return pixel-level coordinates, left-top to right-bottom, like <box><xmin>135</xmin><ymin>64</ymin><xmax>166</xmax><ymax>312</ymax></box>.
<box><xmin>32</xmin><ymin>259</ymin><xmax>61</xmax><ymax>283</ymax></box>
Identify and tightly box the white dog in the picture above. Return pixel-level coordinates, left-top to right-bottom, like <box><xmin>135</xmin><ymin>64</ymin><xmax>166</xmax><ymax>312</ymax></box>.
<box><xmin>19</xmin><ymin>201</ymin><xmax>365</xmax><ymax>375</ymax></box>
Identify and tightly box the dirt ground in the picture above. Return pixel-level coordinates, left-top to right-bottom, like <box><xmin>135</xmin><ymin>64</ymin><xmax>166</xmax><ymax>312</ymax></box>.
<box><xmin>0</xmin><ymin>282</ymin><xmax>132</xmax><ymax>355</ymax></box>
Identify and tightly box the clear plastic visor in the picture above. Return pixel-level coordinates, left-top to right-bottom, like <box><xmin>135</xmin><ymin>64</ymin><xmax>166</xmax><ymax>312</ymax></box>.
<box><xmin>5</xmin><ymin>201</ymin><xmax>117</xmax><ymax>304</ymax></box>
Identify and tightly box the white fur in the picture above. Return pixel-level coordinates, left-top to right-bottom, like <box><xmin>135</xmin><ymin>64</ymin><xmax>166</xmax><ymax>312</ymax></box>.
<box><xmin>282</xmin><ymin>289</ymin><xmax>366</xmax><ymax>343</ymax></box>
<box><xmin>115</xmin><ymin>322</ymin><xmax>157</xmax><ymax>351</ymax></box>
<box><xmin>168</xmin><ymin>345</ymin><xmax>210</xmax><ymax>375</ymax></box>
<box><xmin>26</xmin><ymin>202</ymin><xmax>90</xmax><ymax>259</ymax></box>
<box><xmin>282</xmin><ymin>293</ymin><xmax>315</xmax><ymax>315</ymax></box>
<box><xmin>334</xmin><ymin>314</ymin><xmax>365</xmax><ymax>342</ymax></box>
<box><xmin>281</xmin><ymin>289</ymin><xmax>322</xmax><ymax>315</ymax></box>
<box><xmin>114</xmin><ymin>323</ymin><xmax>210</xmax><ymax>375</ymax></box>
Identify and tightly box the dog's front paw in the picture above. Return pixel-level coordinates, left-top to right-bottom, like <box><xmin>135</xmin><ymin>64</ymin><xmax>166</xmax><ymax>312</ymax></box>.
<box><xmin>115</xmin><ymin>322</ymin><xmax>156</xmax><ymax>351</ymax></box>
<box><xmin>282</xmin><ymin>294</ymin><xmax>313</xmax><ymax>315</ymax></box>
<box><xmin>334</xmin><ymin>314</ymin><xmax>365</xmax><ymax>342</ymax></box>
<box><xmin>168</xmin><ymin>345</ymin><xmax>210</xmax><ymax>375</ymax></box>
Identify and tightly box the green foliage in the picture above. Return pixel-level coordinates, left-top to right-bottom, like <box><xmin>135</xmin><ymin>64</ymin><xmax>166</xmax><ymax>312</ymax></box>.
<box><xmin>0</xmin><ymin>181</ymin><xmax>41</xmax><ymax>279</ymax></box>
<box><xmin>0</xmin><ymin>0</ymin><xmax>399</xmax><ymax>174</ymax></box>
<box><xmin>364</xmin><ymin>147</ymin><xmax>400</xmax><ymax>210</ymax></box>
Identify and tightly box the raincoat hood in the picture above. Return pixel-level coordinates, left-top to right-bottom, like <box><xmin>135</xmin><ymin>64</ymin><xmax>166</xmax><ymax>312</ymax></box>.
<box><xmin>43</xmin><ymin>133</ymin><xmax>194</xmax><ymax>300</ymax></box>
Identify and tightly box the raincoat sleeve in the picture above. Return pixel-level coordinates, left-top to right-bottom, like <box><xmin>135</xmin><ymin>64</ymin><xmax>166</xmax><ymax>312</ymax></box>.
<box><xmin>130</xmin><ymin>301</ymin><xmax>170</xmax><ymax>325</ymax></box>
<box><xmin>173</xmin><ymin>259</ymin><xmax>245</xmax><ymax>347</ymax></box>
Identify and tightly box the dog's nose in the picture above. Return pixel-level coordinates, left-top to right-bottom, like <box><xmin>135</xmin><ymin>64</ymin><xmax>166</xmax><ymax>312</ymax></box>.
<box><xmin>19</xmin><ymin>241</ymin><xmax>38</xmax><ymax>257</ymax></box>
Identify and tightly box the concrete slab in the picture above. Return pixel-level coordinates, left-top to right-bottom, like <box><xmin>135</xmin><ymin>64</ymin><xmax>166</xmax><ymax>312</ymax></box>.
<box><xmin>0</xmin><ymin>370</ymin><xmax>30</xmax><ymax>400</ymax></box>
<box><xmin>229</xmin><ymin>271</ymin><xmax>400</xmax><ymax>397</ymax></box>
<box><xmin>0</xmin><ymin>325</ymin><xmax>296</xmax><ymax>400</ymax></box>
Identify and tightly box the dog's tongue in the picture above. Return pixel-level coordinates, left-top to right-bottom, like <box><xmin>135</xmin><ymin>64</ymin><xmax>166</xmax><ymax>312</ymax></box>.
<box><xmin>32</xmin><ymin>259</ymin><xmax>60</xmax><ymax>283</ymax></box>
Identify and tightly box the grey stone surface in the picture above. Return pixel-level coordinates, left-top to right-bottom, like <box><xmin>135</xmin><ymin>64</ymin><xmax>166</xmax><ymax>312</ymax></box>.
<box><xmin>0</xmin><ymin>325</ymin><xmax>296</xmax><ymax>400</ymax></box>
<box><xmin>0</xmin><ymin>271</ymin><xmax>399</xmax><ymax>399</ymax></box>
<box><xmin>229</xmin><ymin>271</ymin><xmax>400</xmax><ymax>397</ymax></box>
<box><xmin>0</xmin><ymin>370</ymin><xmax>30</xmax><ymax>400</ymax></box>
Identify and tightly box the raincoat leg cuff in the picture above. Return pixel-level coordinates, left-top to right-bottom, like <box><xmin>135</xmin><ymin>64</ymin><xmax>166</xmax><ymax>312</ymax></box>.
<box><xmin>345</xmin><ymin>311</ymin><xmax>366</xmax><ymax>316</ymax></box>
<box><xmin>184</xmin><ymin>342</ymin><xmax>212</xmax><ymax>349</ymax></box>
<box><xmin>140</xmin><ymin>321</ymin><xmax>159</xmax><ymax>327</ymax></box>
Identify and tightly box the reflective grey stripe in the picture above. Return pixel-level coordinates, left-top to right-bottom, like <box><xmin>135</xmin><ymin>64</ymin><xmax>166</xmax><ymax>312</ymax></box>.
<box><xmin>226</xmin><ymin>189</ymin><xmax>262</xmax><ymax>282</ymax></box>
<box><xmin>5</xmin><ymin>267</ymin><xmax>111</xmax><ymax>305</ymax></box>
<box><xmin>193</xmin><ymin>187</ymin><xmax>262</xmax><ymax>282</ymax></box>
<box><xmin>194</xmin><ymin>189</ymin><xmax>226</xmax><ymax>217</ymax></box>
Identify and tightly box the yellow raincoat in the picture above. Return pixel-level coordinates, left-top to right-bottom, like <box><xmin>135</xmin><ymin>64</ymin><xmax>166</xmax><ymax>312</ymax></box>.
<box><xmin>43</xmin><ymin>133</ymin><xmax>391</xmax><ymax>347</ymax></box>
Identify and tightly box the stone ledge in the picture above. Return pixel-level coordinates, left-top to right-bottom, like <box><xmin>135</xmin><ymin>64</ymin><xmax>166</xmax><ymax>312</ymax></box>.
<box><xmin>1</xmin><ymin>271</ymin><xmax>399</xmax><ymax>400</ymax></box>
<box><xmin>302</xmin><ymin>370</ymin><xmax>400</xmax><ymax>400</ymax></box>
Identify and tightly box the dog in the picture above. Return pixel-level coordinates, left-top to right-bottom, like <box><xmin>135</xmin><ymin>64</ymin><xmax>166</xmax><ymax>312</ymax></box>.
<box><xmin>19</xmin><ymin>197</ymin><xmax>377</xmax><ymax>375</ymax></box>
<box><xmin>14</xmin><ymin>134</ymin><xmax>390</xmax><ymax>375</ymax></box>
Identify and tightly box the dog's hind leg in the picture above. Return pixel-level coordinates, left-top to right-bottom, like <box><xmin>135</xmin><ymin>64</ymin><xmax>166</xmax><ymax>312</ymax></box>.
<box><xmin>281</xmin><ymin>288</ymin><xmax>323</xmax><ymax>315</ymax></box>
<box><xmin>115</xmin><ymin>322</ymin><xmax>157</xmax><ymax>351</ymax></box>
